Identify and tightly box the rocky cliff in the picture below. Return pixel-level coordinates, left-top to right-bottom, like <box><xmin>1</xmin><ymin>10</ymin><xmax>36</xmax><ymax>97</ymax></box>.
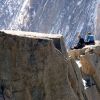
<box><xmin>68</xmin><ymin>41</ymin><xmax>100</xmax><ymax>100</ymax></box>
<box><xmin>0</xmin><ymin>30</ymin><xmax>100</xmax><ymax>100</ymax></box>
<box><xmin>0</xmin><ymin>30</ymin><xmax>88</xmax><ymax>100</ymax></box>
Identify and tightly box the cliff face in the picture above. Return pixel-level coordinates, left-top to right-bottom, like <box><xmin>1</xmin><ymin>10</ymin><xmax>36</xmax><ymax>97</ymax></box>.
<box><xmin>0</xmin><ymin>30</ymin><xmax>87</xmax><ymax>100</ymax></box>
<box><xmin>68</xmin><ymin>42</ymin><xmax>100</xmax><ymax>100</ymax></box>
<box><xmin>0</xmin><ymin>0</ymin><xmax>98</xmax><ymax>47</ymax></box>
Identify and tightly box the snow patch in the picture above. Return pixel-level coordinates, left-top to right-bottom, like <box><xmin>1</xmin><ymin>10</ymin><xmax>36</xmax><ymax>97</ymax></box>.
<box><xmin>68</xmin><ymin>16</ymin><xmax>71</xmax><ymax>20</ymax></box>
<box><xmin>75</xmin><ymin>60</ymin><xmax>82</xmax><ymax>68</ymax></box>
<box><xmin>65</xmin><ymin>25</ymin><xmax>69</xmax><ymax>32</ymax></box>
<box><xmin>76</xmin><ymin>22</ymin><xmax>84</xmax><ymax>33</ymax></box>
<box><xmin>77</xmin><ymin>0</ymin><xmax>83</xmax><ymax>5</ymax></box>
<box><xmin>82</xmin><ymin>79</ymin><xmax>87</xmax><ymax>89</ymax></box>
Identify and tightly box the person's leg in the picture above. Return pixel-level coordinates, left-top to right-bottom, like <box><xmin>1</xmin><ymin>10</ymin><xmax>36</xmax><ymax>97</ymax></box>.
<box><xmin>85</xmin><ymin>41</ymin><xmax>95</xmax><ymax>45</ymax></box>
<box><xmin>74</xmin><ymin>46</ymin><xmax>78</xmax><ymax>49</ymax></box>
<box><xmin>85</xmin><ymin>42</ymin><xmax>89</xmax><ymax>45</ymax></box>
<box><xmin>74</xmin><ymin>45</ymin><xmax>83</xmax><ymax>49</ymax></box>
<box><xmin>89</xmin><ymin>41</ymin><xmax>95</xmax><ymax>45</ymax></box>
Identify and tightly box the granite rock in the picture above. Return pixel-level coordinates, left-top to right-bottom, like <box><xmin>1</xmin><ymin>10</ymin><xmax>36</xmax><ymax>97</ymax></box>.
<box><xmin>0</xmin><ymin>31</ymin><xmax>87</xmax><ymax>100</ymax></box>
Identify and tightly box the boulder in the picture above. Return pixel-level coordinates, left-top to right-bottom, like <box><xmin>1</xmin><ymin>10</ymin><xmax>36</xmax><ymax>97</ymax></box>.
<box><xmin>3</xmin><ymin>30</ymin><xmax>68</xmax><ymax>57</ymax></box>
<box><xmin>68</xmin><ymin>44</ymin><xmax>100</xmax><ymax>59</ymax></box>
<box><xmin>68</xmin><ymin>48</ymin><xmax>86</xmax><ymax>59</ymax></box>
<box><xmin>68</xmin><ymin>43</ymin><xmax>100</xmax><ymax>100</ymax></box>
<box><xmin>0</xmin><ymin>31</ymin><xmax>87</xmax><ymax>100</ymax></box>
<box><xmin>80</xmin><ymin>54</ymin><xmax>96</xmax><ymax>75</ymax></box>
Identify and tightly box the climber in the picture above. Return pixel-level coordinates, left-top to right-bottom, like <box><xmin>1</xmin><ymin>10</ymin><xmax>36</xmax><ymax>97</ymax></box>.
<box><xmin>85</xmin><ymin>32</ymin><xmax>95</xmax><ymax>45</ymax></box>
<box><xmin>71</xmin><ymin>34</ymin><xmax>85</xmax><ymax>49</ymax></box>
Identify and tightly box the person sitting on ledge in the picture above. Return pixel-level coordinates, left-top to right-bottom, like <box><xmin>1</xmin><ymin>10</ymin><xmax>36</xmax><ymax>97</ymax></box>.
<box><xmin>85</xmin><ymin>32</ymin><xmax>95</xmax><ymax>45</ymax></box>
<box><xmin>71</xmin><ymin>34</ymin><xmax>85</xmax><ymax>49</ymax></box>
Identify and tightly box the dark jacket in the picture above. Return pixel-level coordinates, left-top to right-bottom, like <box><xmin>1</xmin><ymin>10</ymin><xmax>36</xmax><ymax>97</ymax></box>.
<box><xmin>74</xmin><ymin>38</ymin><xmax>85</xmax><ymax>49</ymax></box>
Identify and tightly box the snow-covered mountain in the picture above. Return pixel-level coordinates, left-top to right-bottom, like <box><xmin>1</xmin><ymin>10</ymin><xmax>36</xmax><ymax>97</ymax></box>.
<box><xmin>0</xmin><ymin>0</ymin><xmax>98</xmax><ymax>47</ymax></box>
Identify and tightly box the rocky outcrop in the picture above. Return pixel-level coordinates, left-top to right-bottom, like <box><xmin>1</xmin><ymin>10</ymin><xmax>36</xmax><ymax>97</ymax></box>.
<box><xmin>67</xmin><ymin>58</ymin><xmax>87</xmax><ymax>100</ymax></box>
<box><xmin>68</xmin><ymin>41</ymin><xmax>100</xmax><ymax>59</ymax></box>
<box><xmin>68</xmin><ymin>42</ymin><xmax>100</xmax><ymax>100</ymax></box>
<box><xmin>68</xmin><ymin>48</ymin><xmax>86</xmax><ymax>59</ymax></box>
<box><xmin>80</xmin><ymin>45</ymin><xmax>100</xmax><ymax>89</ymax></box>
<box><xmin>80</xmin><ymin>45</ymin><xmax>100</xmax><ymax>100</ymax></box>
<box><xmin>0</xmin><ymin>30</ymin><xmax>87</xmax><ymax>100</ymax></box>
<box><xmin>3</xmin><ymin>30</ymin><xmax>68</xmax><ymax>58</ymax></box>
